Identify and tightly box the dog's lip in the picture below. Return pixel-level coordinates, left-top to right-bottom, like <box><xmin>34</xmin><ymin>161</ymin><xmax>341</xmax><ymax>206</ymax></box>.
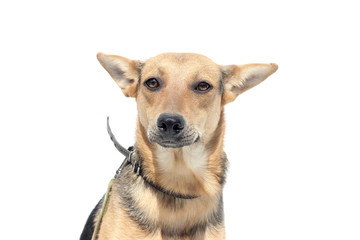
<box><xmin>151</xmin><ymin>135</ymin><xmax>200</xmax><ymax>148</ymax></box>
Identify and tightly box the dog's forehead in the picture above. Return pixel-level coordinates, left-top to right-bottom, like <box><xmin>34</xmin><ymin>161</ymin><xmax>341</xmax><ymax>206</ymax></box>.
<box><xmin>142</xmin><ymin>53</ymin><xmax>220</xmax><ymax>78</ymax></box>
<box><xmin>148</xmin><ymin>53</ymin><xmax>215</xmax><ymax>63</ymax></box>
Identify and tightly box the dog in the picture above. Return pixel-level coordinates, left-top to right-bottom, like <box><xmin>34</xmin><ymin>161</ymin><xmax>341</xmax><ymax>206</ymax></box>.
<box><xmin>80</xmin><ymin>52</ymin><xmax>278</xmax><ymax>240</ymax></box>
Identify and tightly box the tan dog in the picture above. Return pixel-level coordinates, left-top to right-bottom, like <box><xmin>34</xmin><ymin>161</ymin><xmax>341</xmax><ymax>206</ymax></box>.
<box><xmin>80</xmin><ymin>53</ymin><xmax>278</xmax><ymax>240</ymax></box>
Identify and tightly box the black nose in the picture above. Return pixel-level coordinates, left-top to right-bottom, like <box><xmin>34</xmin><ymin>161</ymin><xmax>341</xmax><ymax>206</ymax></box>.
<box><xmin>157</xmin><ymin>113</ymin><xmax>185</xmax><ymax>136</ymax></box>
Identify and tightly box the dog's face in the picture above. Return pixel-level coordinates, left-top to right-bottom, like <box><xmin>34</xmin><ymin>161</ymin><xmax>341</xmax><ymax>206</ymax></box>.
<box><xmin>97</xmin><ymin>52</ymin><xmax>278</xmax><ymax>148</ymax></box>
<box><xmin>137</xmin><ymin>53</ymin><xmax>223</xmax><ymax>148</ymax></box>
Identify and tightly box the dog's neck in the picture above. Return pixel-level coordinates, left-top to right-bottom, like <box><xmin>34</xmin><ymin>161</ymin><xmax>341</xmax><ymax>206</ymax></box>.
<box><xmin>134</xmin><ymin>111</ymin><xmax>227</xmax><ymax>198</ymax></box>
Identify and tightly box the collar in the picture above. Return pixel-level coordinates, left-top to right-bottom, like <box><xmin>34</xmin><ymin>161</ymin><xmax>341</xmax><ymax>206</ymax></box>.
<box><xmin>107</xmin><ymin>117</ymin><xmax>198</xmax><ymax>200</ymax></box>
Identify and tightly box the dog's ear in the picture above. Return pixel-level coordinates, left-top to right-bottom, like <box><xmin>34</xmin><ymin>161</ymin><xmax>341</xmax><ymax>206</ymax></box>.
<box><xmin>221</xmin><ymin>63</ymin><xmax>278</xmax><ymax>104</ymax></box>
<box><xmin>97</xmin><ymin>52</ymin><xmax>142</xmax><ymax>97</ymax></box>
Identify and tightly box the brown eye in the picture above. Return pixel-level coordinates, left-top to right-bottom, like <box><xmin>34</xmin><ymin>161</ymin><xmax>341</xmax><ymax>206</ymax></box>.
<box><xmin>145</xmin><ymin>78</ymin><xmax>160</xmax><ymax>90</ymax></box>
<box><xmin>195</xmin><ymin>82</ymin><xmax>212</xmax><ymax>92</ymax></box>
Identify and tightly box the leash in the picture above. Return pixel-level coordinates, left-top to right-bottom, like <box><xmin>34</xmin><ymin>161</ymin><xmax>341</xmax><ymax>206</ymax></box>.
<box><xmin>91</xmin><ymin>117</ymin><xmax>198</xmax><ymax>240</ymax></box>
<box><xmin>91</xmin><ymin>178</ymin><xmax>114</xmax><ymax>240</ymax></box>
<box><xmin>106</xmin><ymin>117</ymin><xmax>131</xmax><ymax>159</ymax></box>
<box><xmin>91</xmin><ymin>117</ymin><xmax>134</xmax><ymax>240</ymax></box>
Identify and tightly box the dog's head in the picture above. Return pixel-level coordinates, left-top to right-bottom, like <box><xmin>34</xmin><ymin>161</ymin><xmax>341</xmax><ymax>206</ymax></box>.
<box><xmin>97</xmin><ymin>52</ymin><xmax>277</xmax><ymax>148</ymax></box>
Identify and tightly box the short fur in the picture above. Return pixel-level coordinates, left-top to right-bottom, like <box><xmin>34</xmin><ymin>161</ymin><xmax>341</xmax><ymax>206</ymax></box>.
<box><xmin>81</xmin><ymin>53</ymin><xmax>278</xmax><ymax>240</ymax></box>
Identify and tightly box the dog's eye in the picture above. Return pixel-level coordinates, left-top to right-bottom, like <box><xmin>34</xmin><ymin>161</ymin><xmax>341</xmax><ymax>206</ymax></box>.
<box><xmin>195</xmin><ymin>82</ymin><xmax>212</xmax><ymax>92</ymax></box>
<box><xmin>145</xmin><ymin>78</ymin><xmax>160</xmax><ymax>90</ymax></box>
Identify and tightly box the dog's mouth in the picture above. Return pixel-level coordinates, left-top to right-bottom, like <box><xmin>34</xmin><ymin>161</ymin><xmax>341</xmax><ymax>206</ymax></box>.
<box><xmin>148</xmin><ymin>128</ymin><xmax>200</xmax><ymax>148</ymax></box>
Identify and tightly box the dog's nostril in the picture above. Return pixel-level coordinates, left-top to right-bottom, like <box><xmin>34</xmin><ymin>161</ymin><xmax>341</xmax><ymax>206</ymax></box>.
<box><xmin>173</xmin><ymin>124</ymin><xmax>183</xmax><ymax>133</ymax></box>
<box><xmin>158</xmin><ymin>122</ymin><xmax>167</xmax><ymax>132</ymax></box>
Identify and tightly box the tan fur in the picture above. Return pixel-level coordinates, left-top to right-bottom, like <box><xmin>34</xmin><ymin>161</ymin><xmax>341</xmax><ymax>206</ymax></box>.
<box><xmin>94</xmin><ymin>52</ymin><xmax>278</xmax><ymax>240</ymax></box>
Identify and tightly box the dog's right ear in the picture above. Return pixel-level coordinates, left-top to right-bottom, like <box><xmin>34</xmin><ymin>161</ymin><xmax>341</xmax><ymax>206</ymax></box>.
<box><xmin>220</xmin><ymin>63</ymin><xmax>278</xmax><ymax>104</ymax></box>
<box><xmin>97</xmin><ymin>52</ymin><xmax>141</xmax><ymax>97</ymax></box>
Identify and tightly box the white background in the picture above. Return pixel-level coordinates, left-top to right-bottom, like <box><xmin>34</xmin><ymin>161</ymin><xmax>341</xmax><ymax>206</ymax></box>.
<box><xmin>0</xmin><ymin>0</ymin><xmax>359</xmax><ymax>239</ymax></box>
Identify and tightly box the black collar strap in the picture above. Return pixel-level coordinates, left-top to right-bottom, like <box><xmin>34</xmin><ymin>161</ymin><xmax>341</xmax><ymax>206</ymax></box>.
<box><xmin>107</xmin><ymin>117</ymin><xmax>198</xmax><ymax>200</ymax></box>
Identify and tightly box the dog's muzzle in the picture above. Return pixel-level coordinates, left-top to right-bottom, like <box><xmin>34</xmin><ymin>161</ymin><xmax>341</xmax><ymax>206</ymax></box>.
<box><xmin>148</xmin><ymin>113</ymin><xmax>199</xmax><ymax>148</ymax></box>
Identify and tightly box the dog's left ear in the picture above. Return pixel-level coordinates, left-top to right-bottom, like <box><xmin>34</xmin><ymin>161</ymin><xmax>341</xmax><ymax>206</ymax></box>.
<box><xmin>97</xmin><ymin>52</ymin><xmax>141</xmax><ymax>97</ymax></box>
<box><xmin>221</xmin><ymin>63</ymin><xmax>278</xmax><ymax>104</ymax></box>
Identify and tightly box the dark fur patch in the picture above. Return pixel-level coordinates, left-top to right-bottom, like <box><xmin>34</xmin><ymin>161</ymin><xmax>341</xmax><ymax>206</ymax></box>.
<box><xmin>216</xmin><ymin>153</ymin><xmax>228</xmax><ymax>185</ymax></box>
<box><xmin>219</xmin><ymin>72</ymin><xmax>224</xmax><ymax>94</ymax></box>
<box><xmin>80</xmin><ymin>197</ymin><xmax>103</xmax><ymax>240</ymax></box>
<box><xmin>208</xmin><ymin>195</ymin><xmax>224</xmax><ymax>227</ymax></box>
<box><xmin>137</xmin><ymin>62</ymin><xmax>145</xmax><ymax>90</ymax></box>
<box><xmin>118</xmin><ymin>165</ymin><xmax>158</xmax><ymax>234</ymax></box>
<box><xmin>120</xmin><ymin>193</ymin><xmax>158</xmax><ymax>233</ymax></box>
